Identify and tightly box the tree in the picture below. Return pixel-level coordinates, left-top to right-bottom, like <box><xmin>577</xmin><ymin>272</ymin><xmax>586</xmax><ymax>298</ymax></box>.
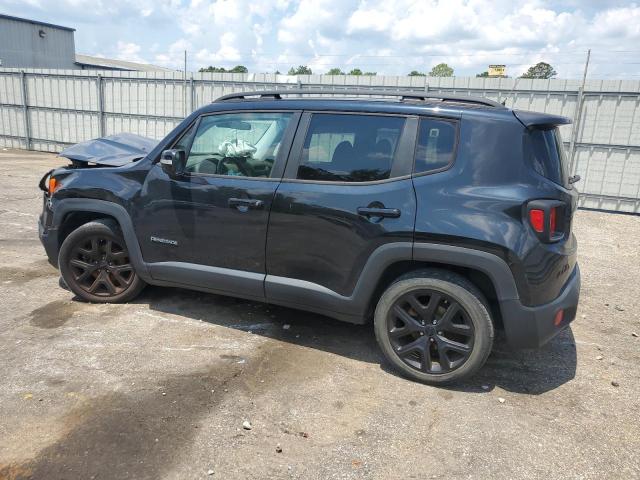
<box><xmin>288</xmin><ymin>65</ymin><xmax>312</xmax><ymax>75</ymax></box>
<box><xmin>428</xmin><ymin>63</ymin><xmax>454</xmax><ymax>77</ymax></box>
<box><xmin>408</xmin><ymin>70</ymin><xmax>426</xmax><ymax>76</ymax></box>
<box><xmin>520</xmin><ymin>62</ymin><xmax>557</xmax><ymax>79</ymax></box>
<box><xmin>326</xmin><ymin>67</ymin><xmax>345</xmax><ymax>75</ymax></box>
<box><xmin>363</xmin><ymin>71</ymin><xmax>377</xmax><ymax>76</ymax></box>
<box><xmin>199</xmin><ymin>66</ymin><xmax>227</xmax><ymax>73</ymax></box>
<box><xmin>348</xmin><ymin>68</ymin><xmax>363</xmax><ymax>75</ymax></box>
<box><xmin>198</xmin><ymin>65</ymin><xmax>248</xmax><ymax>73</ymax></box>
<box><xmin>476</xmin><ymin>71</ymin><xmax>489</xmax><ymax>77</ymax></box>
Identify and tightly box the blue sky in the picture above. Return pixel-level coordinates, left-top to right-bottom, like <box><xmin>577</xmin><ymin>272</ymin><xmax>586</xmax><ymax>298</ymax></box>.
<box><xmin>1</xmin><ymin>0</ymin><xmax>639</xmax><ymax>78</ymax></box>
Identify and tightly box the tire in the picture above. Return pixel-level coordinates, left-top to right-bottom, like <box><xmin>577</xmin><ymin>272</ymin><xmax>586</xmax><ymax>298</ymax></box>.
<box><xmin>374</xmin><ymin>269</ymin><xmax>494</xmax><ymax>385</ymax></box>
<box><xmin>58</xmin><ymin>219</ymin><xmax>146</xmax><ymax>303</ymax></box>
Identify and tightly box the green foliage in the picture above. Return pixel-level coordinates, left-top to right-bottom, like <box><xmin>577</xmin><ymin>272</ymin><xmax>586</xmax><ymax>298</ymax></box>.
<box><xmin>428</xmin><ymin>63</ymin><xmax>454</xmax><ymax>77</ymax></box>
<box><xmin>198</xmin><ymin>65</ymin><xmax>248</xmax><ymax>73</ymax></box>
<box><xmin>345</xmin><ymin>68</ymin><xmax>375</xmax><ymax>76</ymax></box>
<box><xmin>408</xmin><ymin>70</ymin><xmax>426</xmax><ymax>76</ymax></box>
<box><xmin>288</xmin><ymin>65</ymin><xmax>313</xmax><ymax>75</ymax></box>
<box><xmin>520</xmin><ymin>62</ymin><xmax>557</xmax><ymax>79</ymax></box>
<box><xmin>476</xmin><ymin>71</ymin><xmax>489</xmax><ymax>77</ymax></box>
<box><xmin>326</xmin><ymin>68</ymin><xmax>345</xmax><ymax>75</ymax></box>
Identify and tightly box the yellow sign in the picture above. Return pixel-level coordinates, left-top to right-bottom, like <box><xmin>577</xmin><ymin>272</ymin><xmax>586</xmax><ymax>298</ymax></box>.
<box><xmin>488</xmin><ymin>65</ymin><xmax>506</xmax><ymax>77</ymax></box>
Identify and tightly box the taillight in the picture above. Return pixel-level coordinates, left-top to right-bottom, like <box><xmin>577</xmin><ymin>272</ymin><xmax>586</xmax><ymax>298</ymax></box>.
<box><xmin>529</xmin><ymin>209</ymin><xmax>545</xmax><ymax>233</ymax></box>
<box><xmin>549</xmin><ymin>206</ymin><xmax>557</xmax><ymax>234</ymax></box>
<box><xmin>527</xmin><ymin>201</ymin><xmax>565</xmax><ymax>242</ymax></box>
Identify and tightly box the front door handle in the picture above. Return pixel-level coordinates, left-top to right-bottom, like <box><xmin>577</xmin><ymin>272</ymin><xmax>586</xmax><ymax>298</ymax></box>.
<box><xmin>228</xmin><ymin>198</ymin><xmax>264</xmax><ymax>211</ymax></box>
<box><xmin>357</xmin><ymin>207</ymin><xmax>401</xmax><ymax>218</ymax></box>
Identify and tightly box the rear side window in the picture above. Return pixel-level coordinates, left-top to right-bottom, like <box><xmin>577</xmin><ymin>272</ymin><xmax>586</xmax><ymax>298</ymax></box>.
<box><xmin>526</xmin><ymin>127</ymin><xmax>568</xmax><ymax>186</ymax></box>
<box><xmin>297</xmin><ymin>114</ymin><xmax>405</xmax><ymax>182</ymax></box>
<box><xmin>414</xmin><ymin>118</ymin><xmax>457</xmax><ymax>174</ymax></box>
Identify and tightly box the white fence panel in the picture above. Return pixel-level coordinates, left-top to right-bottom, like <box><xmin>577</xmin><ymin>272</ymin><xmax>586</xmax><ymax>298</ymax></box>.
<box><xmin>1</xmin><ymin>68</ymin><xmax>639</xmax><ymax>213</ymax></box>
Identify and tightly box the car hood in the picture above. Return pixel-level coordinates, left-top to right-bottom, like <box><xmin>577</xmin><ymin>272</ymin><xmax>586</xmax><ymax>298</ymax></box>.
<box><xmin>58</xmin><ymin>133</ymin><xmax>159</xmax><ymax>167</ymax></box>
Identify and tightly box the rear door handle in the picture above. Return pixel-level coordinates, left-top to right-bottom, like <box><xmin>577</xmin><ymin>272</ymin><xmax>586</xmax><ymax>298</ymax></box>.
<box><xmin>228</xmin><ymin>198</ymin><xmax>264</xmax><ymax>210</ymax></box>
<box><xmin>357</xmin><ymin>207</ymin><xmax>401</xmax><ymax>218</ymax></box>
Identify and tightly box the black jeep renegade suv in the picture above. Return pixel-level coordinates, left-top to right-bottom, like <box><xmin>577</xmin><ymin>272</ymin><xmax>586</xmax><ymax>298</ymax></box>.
<box><xmin>38</xmin><ymin>89</ymin><xmax>580</xmax><ymax>384</ymax></box>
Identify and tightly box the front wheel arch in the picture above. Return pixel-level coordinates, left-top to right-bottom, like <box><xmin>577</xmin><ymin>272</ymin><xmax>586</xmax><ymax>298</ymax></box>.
<box><xmin>52</xmin><ymin>199</ymin><xmax>150</xmax><ymax>281</ymax></box>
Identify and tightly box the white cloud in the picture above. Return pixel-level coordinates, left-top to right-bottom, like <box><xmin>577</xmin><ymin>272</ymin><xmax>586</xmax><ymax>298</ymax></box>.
<box><xmin>4</xmin><ymin>0</ymin><xmax>640</xmax><ymax>77</ymax></box>
<box><xmin>114</xmin><ymin>41</ymin><xmax>145</xmax><ymax>63</ymax></box>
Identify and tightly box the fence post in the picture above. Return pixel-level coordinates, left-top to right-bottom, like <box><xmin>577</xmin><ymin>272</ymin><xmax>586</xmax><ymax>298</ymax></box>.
<box><xmin>568</xmin><ymin>49</ymin><xmax>591</xmax><ymax>175</ymax></box>
<box><xmin>190</xmin><ymin>75</ymin><xmax>195</xmax><ymax>113</ymax></box>
<box><xmin>568</xmin><ymin>86</ymin><xmax>583</xmax><ymax>173</ymax></box>
<box><xmin>97</xmin><ymin>74</ymin><xmax>105</xmax><ymax>137</ymax></box>
<box><xmin>20</xmin><ymin>71</ymin><xmax>31</xmax><ymax>150</ymax></box>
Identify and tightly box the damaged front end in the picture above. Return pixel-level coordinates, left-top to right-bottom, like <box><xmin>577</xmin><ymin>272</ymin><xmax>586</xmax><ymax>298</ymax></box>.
<box><xmin>58</xmin><ymin>133</ymin><xmax>158</xmax><ymax>168</ymax></box>
<box><xmin>38</xmin><ymin>132</ymin><xmax>158</xmax><ymax>195</ymax></box>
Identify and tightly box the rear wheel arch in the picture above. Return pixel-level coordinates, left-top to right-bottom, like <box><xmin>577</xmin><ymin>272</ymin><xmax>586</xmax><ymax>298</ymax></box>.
<box><xmin>368</xmin><ymin>261</ymin><xmax>502</xmax><ymax>327</ymax></box>
<box><xmin>365</xmin><ymin>243</ymin><xmax>519</xmax><ymax>328</ymax></box>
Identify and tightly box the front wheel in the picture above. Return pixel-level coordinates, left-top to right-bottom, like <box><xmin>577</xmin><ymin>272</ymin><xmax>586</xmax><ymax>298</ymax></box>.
<box><xmin>374</xmin><ymin>269</ymin><xmax>494</xmax><ymax>385</ymax></box>
<box><xmin>59</xmin><ymin>219</ymin><xmax>146</xmax><ymax>303</ymax></box>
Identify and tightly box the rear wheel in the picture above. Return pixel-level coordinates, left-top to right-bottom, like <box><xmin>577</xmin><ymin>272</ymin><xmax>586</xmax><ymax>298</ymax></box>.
<box><xmin>374</xmin><ymin>269</ymin><xmax>493</xmax><ymax>385</ymax></box>
<box><xmin>59</xmin><ymin>219</ymin><xmax>145</xmax><ymax>303</ymax></box>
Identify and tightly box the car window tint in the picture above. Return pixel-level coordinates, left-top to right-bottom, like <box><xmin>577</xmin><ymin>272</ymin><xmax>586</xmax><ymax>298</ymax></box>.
<box><xmin>184</xmin><ymin>112</ymin><xmax>293</xmax><ymax>177</ymax></box>
<box><xmin>297</xmin><ymin>114</ymin><xmax>405</xmax><ymax>182</ymax></box>
<box><xmin>414</xmin><ymin>118</ymin><xmax>456</xmax><ymax>174</ymax></box>
<box><xmin>526</xmin><ymin>127</ymin><xmax>568</xmax><ymax>186</ymax></box>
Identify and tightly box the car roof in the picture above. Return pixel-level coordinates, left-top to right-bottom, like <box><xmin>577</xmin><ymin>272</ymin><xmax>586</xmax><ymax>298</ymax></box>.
<box><xmin>193</xmin><ymin>90</ymin><xmax>569</xmax><ymax>127</ymax></box>
<box><xmin>199</xmin><ymin>97</ymin><xmax>513</xmax><ymax>120</ymax></box>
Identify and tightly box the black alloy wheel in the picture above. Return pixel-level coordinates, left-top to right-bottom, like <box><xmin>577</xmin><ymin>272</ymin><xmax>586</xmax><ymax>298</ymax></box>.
<box><xmin>388</xmin><ymin>289</ymin><xmax>475</xmax><ymax>374</ymax></box>
<box><xmin>69</xmin><ymin>236</ymin><xmax>134</xmax><ymax>296</ymax></box>
<box><xmin>374</xmin><ymin>269</ymin><xmax>493</xmax><ymax>385</ymax></box>
<box><xmin>58</xmin><ymin>219</ymin><xmax>146</xmax><ymax>303</ymax></box>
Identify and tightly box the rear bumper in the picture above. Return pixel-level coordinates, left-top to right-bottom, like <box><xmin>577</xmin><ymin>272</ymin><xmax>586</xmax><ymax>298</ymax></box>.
<box><xmin>38</xmin><ymin>216</ymin><xmax>59</xmax><ymax>268</ymax></box>
<box><xmin>500</xmin><ymin>264</ymin><xmax>580</xmax><ymax>349</ymax></box>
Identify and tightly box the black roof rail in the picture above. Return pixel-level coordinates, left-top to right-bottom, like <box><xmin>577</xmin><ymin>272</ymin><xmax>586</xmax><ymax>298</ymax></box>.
<box><xmin>214</xmin><ymin>89</ymin><xmax>505</xmax><ymax>108</ymax></box>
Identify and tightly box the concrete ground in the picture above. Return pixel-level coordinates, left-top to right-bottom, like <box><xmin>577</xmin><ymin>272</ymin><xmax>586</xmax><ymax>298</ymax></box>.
<box><xmin>0</xmin><ymin>149</ymin><xmax>638</xmax><ymax>480</ymax></box>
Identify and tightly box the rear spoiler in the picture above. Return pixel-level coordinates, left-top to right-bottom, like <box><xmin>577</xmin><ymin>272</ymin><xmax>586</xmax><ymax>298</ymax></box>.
<box><xmin>513</xmin><ymin>110</ymin><xmax>572</xmax><ymax>129</ymax></box>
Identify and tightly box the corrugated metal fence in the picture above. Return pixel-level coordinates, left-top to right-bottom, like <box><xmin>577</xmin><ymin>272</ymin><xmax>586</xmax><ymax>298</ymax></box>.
<box><xmin>1</xmin><ymin>68</ymin><xmax>639</xmax><ymax>213</ymax></box>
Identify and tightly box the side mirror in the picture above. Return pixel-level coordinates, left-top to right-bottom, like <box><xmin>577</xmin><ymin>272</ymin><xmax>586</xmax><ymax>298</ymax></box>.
<box><xmin>160</xmin><ymin>149</ymin><xmax>186</xmax><ymax>176</ymax></box>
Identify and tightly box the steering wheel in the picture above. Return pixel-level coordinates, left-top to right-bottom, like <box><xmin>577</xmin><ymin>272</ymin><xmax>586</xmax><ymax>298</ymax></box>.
<box><xmin>217</xmin><ymin>156</ymin><xmax>253</xmax><ymax>176</ymax></box>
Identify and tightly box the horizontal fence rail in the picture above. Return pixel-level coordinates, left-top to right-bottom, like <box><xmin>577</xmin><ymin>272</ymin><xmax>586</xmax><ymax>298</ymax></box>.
<box><xmin>1</xmin><ymin>68</ymin><xmax>639</xmax><ymax>213</ymax></box>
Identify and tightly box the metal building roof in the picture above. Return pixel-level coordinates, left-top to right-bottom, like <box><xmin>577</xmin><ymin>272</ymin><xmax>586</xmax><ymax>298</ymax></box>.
<box><xmin>75</xmin><ymin>54</ymin><xmax>175</xmax><ymax>72</ymax></box>
<box><xmin>0</xmin><ymin>13</ymin><xmax>75</xmax><ymax>32</ymax></box>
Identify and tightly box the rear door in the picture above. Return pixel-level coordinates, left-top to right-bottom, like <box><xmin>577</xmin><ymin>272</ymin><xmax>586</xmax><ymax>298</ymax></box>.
<box><xmin>265</xmin><ymin>111</ymin><xmax>418</xmax><ymax>318</ymax></box>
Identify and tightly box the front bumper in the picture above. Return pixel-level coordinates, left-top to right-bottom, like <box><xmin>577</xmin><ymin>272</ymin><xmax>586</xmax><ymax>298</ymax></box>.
<box><xmin>500</xmin><ymin>264</ymin><xmax>581</xmax><ymax>349</ymax></box>
<box><xmin>38</xmin><ymin>216</ymin><xmax>60</xmax><ymax>268</ymax></box>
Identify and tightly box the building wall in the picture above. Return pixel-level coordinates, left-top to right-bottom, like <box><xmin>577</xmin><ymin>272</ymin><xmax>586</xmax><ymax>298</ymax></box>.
<box><xmin>0</xmin><ymin>17</ymin><xmax>76</xmax><ymax>69</ymax></box>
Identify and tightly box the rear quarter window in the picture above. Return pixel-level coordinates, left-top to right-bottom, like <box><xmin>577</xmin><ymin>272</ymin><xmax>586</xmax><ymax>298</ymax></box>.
<box><xmin>414</xmin><ymin>118</ymin><xmax>457</xmax><ymax>174</ymax></box>
<box><xmin>525</xmin><ymin>127</ymin><xmax>569</xmax><ymax>186</ymax></box>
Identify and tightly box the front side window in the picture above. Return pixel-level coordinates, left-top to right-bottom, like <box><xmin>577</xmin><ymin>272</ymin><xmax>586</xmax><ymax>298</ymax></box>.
<box><xmin>414</xmin><ymin>118</ymin><xmax>457</xmax><ymax>174</ymax></box>
<box><xmin>184</xmin><ymin>112</ymin><xmax>293</xmax><ymax>177</ymax></box>
<box><xmin>297</xmin><ymin>113</ymin><xmax>406</xmax><ymax>182</ymax></box>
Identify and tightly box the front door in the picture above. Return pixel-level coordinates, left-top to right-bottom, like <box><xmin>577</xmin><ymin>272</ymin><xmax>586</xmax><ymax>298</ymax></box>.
<box><xmin>265</xmin><ymin>112</ymin><xmax>417</xmax><ymax>318</ymax></box>
<box><xmin>135</xmin><ymin>110</ymin><xmax>299</xmax><ymax>299</ymax></box>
